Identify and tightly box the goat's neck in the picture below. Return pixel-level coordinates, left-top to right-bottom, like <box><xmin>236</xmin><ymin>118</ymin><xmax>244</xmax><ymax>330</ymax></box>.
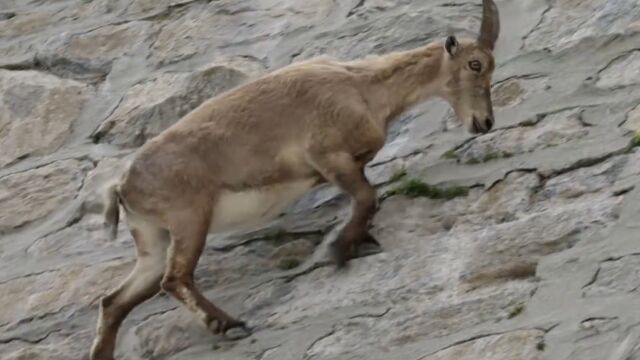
<box><xmin>355</xmin><ymin>43</ymin><xmax>446</xmax><ymax>129</ymax></box>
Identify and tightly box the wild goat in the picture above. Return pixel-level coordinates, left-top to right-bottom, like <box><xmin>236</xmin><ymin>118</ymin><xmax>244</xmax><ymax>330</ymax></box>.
<box><xmin>90</xmin><ymin>0</ymin><xmax>500</xmax><ymax>358</ymax></box>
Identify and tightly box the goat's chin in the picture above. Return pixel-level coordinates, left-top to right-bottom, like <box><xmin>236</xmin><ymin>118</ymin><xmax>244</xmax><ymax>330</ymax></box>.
<box><xmin>464</xmin><ymin>123</ymin><xmax>479</xmax><ymax>135</ymax></box>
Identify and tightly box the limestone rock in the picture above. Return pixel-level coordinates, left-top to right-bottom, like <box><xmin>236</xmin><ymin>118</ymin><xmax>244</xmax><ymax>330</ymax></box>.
<box><xmin>0</xmin><ymin>8</ymin><xmax>63</xmax><ymax>38</ymax></box>
<box><xmin>148</xmin><ymin>0</ymin><xmax>337</xmax><ymax>66</ymax></box>
<box><xmin>293</xmin><ymin>4</ymin><xmax>479</xmax><ymax>61</ymax></box>
<box><xmin>270</xmin><ymin>239</ymin><xmax>316</xmax><ymax>269</ymax></box>
<box><xmin>48</xmin><ymin>21</ymin><xmax>154</xmax><ymax>80</ymax></box>
<box><xmin>596</xmin><ymin>50</ymin><xmax>640</xmax><ymax>89</ymax></box>
<box><xmin>458</xmin><ymin>193</ymin><xmax>621</xmax><ymax>286</ymax></box>
<box><xmin>583</xmin><ymin>255</ymin><xmax>640</xmax><ymax>297</ymax></box>
<box><xmin>1</xmin><ymin>0</ymin><xmax>640</xmax><ymax>359</ymax></box>
<box><xmin>454</xmin><ymin>109</ymin><xmax>589</xmax><ymax>164</ymax></box>
<box><xmin>524</xmin><ymin>0</ymin><xmax>640</xmax><ymax>51</ymax></box>
<box><xmin>124</xmin><ymin>309</ymin><xmax>207</xmax><ymax>360</ymax></box>
<box><xmin>624</xmin><ymin>105</ymin><xmax>640</xmax><ymax>132</ymax></box>
<box><xmin>540</xmin><ymin>155</ymin><xmax>627</xmax><ymax>199</ymax></box>
<box><xmin>25</xmin><ymin>214</ymin><xmax>127</xmax><ymax>262</ymax></box>
<box><xmin>299</xmin><ymin>281</ymin><xmax>537</xmax><ymax>358</ymax></box>
<box><xmin>423</xmin><ymin>330</ymin><xmax>545</xmax><ymax>360</ymax></box>
<box><xmin>0</xmin><ymin>71</ymin><xmax>92</xmax><ymax>168</ymax></box>
<box><xmin>1</xmin><ymin>330</ymin><xmax>93</xmax><ymax>360</ymax></box>
<box><xmin>492</xmin><ymin>76</ymin><xmax>549</xmax><ymax>109</ymax></box>
<box><xmin>93</xmin><ymin>62</ymin><xmax>255</xmax><ymax>147</ymax></box>
<box><xmin>492</xmin><ymin>79</ymin><xmax>525</xmax><ymax>108</ymax></box>
<box><xmin>0</xmin><ymin>258</ymin><xmax>131</xmax><ymax>326</ymax></box>
<box><xmin>0</xmin><ymin>160</ymin><xmax>91</xmax><ymax>233</ymax></box>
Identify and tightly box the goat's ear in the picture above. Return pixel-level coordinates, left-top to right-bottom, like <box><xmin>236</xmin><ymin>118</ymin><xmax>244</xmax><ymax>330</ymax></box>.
<box><xmin>445</xmin><ymin>35</ymin><xmax>459</xmax><ymax>56</ymax></box>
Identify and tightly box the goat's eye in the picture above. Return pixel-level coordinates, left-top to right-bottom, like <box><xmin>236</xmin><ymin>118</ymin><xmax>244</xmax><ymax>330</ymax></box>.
<box><xmin>469</xmin><ymin>60</ymin><xmax>482</xmax><ymax>72</ymax></box>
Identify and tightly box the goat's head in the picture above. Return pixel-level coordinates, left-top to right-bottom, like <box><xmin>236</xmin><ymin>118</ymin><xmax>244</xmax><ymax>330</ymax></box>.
<box><xmin>440</xmin><ymin>0</ymin><xmax>500</xmax><ymax>134</ymax></box>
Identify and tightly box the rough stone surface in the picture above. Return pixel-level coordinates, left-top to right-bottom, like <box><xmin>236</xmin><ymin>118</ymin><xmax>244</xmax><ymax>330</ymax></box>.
<box><xmin>423</xmin><ymin>330</ymin><xmax>545</xmax><ymax>360</ymax></box>
<box><xmin>0</xmin><ymin>160</ymin><xmax>91</xmax><ymax>234</ymax></box>
<box><xmin>596</xmin><ymin>50</ymin><xmax>640</xmax><ymax>89</ymax></box>
<box><xmin>524</xmin><ymin>0</ymin><xmax>640</xmax><ymax>51</ymax></box>
<box><xmin>625</xmin><ymin>105</ymin><xmax>640</xmax><ymax>132</ymax></box>
<box><xmin>92</xmin><ymin>61</ymin><xmax>259</xmax><ymax>147</ymax></box>
<box><xmin>453</xmin><ymin>109</ymin><xmax>589</xmax><ymax>164</ymax></box>
<box><xmin>492</xmin><ymin>76</ymin><xmax>549</xmax><ymax>109</ymax></box>
<box><xmin>1</xmin><ymin>0</ymin><xmax>640</xmax><ymax>360</ymax></box>
<box><xmin>0</xmin><ymin>71</ymin><xmax>92</xmax><ymax>168</ymax></box>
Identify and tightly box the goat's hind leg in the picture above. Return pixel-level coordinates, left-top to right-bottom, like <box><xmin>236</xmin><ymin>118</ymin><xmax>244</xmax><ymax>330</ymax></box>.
<box><xmin>161</xmin><ymin>206</ymin><xmax>250</xmax><ymax>339</ymax></box>
<box><xmin>91</xmin><ymin>218</ymin><xmax>169</xmax><ymax>360</ymax></box>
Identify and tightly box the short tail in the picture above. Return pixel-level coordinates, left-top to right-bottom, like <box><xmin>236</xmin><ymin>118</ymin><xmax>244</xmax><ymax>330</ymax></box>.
<box><xmin>103</xmin><ymin>182</ymin><xmax>121</xmax><ymax>241</ymax></box>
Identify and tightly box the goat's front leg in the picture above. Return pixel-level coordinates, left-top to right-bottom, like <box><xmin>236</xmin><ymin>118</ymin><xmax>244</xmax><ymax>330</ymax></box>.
<box><xmin>309</xmin><ymin>151</ymin><xmax>382</xmax><ymax>267</ymax></box>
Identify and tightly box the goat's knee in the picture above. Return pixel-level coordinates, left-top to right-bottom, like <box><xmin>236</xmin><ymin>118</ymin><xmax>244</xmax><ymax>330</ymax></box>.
<box><xmin>160</xmin><ymin>275</ymin><xmax>178</xmax><ymax>294</ymax></box>
<box><xmin>161</xmin><ymin>274</ymin><xmax>191</xmax><ymax>295</ymax></box>
<box><xmin>100</xmin><ymin>291</ymin><xmax>117</xmax><ymax>310</ymax></box>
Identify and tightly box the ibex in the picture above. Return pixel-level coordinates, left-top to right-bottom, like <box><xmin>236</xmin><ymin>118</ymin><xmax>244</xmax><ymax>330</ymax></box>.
<box><xmin>90</xmin><ymin>1</ymin><xmax>500</xmax><ymax>358</ymax></box>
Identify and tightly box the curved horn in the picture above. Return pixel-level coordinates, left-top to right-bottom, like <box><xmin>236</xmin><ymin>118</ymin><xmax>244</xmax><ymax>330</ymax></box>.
<box><xmin>478</xmin><ymin>0</ymin><xmax>500</xmax><ymax>50</ymax></box>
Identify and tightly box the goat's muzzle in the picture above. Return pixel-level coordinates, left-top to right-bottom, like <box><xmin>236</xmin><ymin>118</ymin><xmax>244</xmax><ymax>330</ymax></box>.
<box><xmin>471</xmin><ymin>115</ymin><xmax>493</xmax><ymax>134</ymax></box>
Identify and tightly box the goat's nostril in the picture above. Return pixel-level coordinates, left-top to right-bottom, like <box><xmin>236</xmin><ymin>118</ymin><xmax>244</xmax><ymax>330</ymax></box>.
<box><xmin>486</xmin><ymin>117</ymin><xmax>494</xmax><ymax>130</ymax></box>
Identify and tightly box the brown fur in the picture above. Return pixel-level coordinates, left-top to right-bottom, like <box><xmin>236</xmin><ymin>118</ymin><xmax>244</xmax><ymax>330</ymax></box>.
<box><xmin>91</xmin><ymin>1</ymin><xmax>500</xmax><ymax>358</ymax></box>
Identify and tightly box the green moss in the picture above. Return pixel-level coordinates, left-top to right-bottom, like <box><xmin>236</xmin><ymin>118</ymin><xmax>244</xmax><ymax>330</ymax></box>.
<box><xmin>276</xmin><ymin>257</ymin><xmax>302</xmax><ymax>270</ymax></box>
<box><xmin>482</xmin><ymin>152</ymin><xmax>501</xmax><ymax>162</ymax></box>
<box><xmin>388</xmin><ymin>168</ymin><xmax>408</xmax><ymax>183</ymax></box>
<box><xmin>631</xmin><ymin>132</ymin><xmax>640</xmax><ymax>148</ymax></box>
<box><xmin>442</xmin><ymin>149</ymin><xmax>458</xmax><ymax>159</ymax></box>
<box><xmin>385</xmin><ymin>178</ymin><xmax>468</xmax><ymax>200</ymax></box>
<box><xmin>507</xmin><ymin>303</ymin><xmax>525</xmax><ymax>319</ymax></box>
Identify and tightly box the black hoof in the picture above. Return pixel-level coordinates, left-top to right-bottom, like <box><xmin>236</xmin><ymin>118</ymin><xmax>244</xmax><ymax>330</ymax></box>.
<box><xmin>329</xmin><ymin>233</ymin><xmax>382</xmax><ymax>268</ymax></box>
<box><xmin>356</xmin><ymin>233</ymin><xmax>383</xmax><ymax>258</ymax></box>
<box><xmin>223</xmin><ymin>320</ymin><xmax>252</xmax><ymax>340</ymax></box>
<box><xmin>329</xmin><ymin>238</ymin><xmax>350</xmax><ymax>268</ymax></box>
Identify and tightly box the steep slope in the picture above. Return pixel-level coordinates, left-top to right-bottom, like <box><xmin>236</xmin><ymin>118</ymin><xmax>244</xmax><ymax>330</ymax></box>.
<box><xmin>0</xmin><ymin>0</ymin><xmax>639</xmax><ymax>359</ymax></box>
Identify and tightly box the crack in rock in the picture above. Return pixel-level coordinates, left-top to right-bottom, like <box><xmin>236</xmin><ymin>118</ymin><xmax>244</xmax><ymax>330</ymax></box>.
<box><xmin>303</xmin><ymin>326</ymin><xmax>337</xmax><ymax>360</ymax></box>
<box><xmin>347</xmin><ymin>0</ymin><xmax>366</xmax><ymax>17</ymax></box>
<box><xmin>348</xmin><ymin>307</ymin><xmax>391</xmax><ymax>320</ymax></box>
<box><xmin>519</xmin><ymin>3</ymin><xmax>552</xmax><ymax>49</ymax></box>
<box><xmin>583</xmin><ymin>267</ymin><xmax>601</xmax><ymax>289</ymax></box>
<box><xmin>438</xmin><ymin>2</ymin><xmax>479</xmax><ymax>8</ymax></box>
<box><xmin>0</xmin><ymin>329</ymin><xmax>62</xmax><ymax>345</ymax></box>
<box><xmin>492</xmin><ymin>73</ymin><xmax>548</xmax><ymax>88</ymax></box>
<box><xmin>136</xmin><ymin>306</ymin><xmax>179</xmax><ymax>324</ymax></box>
<box><xmin>540</xmin><ymin>146</ymin><xmax>632</xmax><ymax>179</ymax></box>
<box><xmin>254</xmin><ymin>344</ymin><xmax>282</xmax><ymax>360</ymax></box>
<box><xmin>415</xmin><ymin>326</ymin><xmax>556</xmax><ymax>360</ymax></box>
<box><xmin>595</xmin><ymin>49</ymin><xmax>640</xmax><ymax>86</ymax></box>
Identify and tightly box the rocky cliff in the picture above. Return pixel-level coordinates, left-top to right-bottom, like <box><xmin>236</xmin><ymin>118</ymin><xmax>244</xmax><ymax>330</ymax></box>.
<box><xmin>1</xmin><ymin>0</ymin><xmax>640</xmax><ymax>359</ymax></box>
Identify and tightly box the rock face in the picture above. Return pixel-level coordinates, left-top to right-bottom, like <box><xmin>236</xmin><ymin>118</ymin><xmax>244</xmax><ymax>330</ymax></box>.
<box><xmin>92</xmin><ymin>61</ymin><xmax>258</xmax><ymax>147</ymax></box>
<box><xmin>1</xmin><ymin>1</ymin><xmax>640</xmax><ymax>360</ymax></box>
<box><xmin>0</xmin><ymin>160</ymin><xmax>91</xmax><ymax>233</ymax></box>
<box><xmin>0</xmin><ymin>71</ymin><xmax>92</xmax><ymax>167</ymax></box>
